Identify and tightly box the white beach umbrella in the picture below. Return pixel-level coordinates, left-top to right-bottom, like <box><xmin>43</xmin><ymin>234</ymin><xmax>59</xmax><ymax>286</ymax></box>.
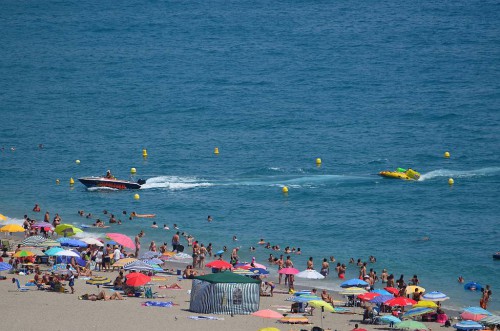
<box><xmin>55</xmin><ymin>250</ymin><xmax>80</xmax><ymax>257</ymax></box>
<box><xmin>295</xmin><ymin>269</ymin><xmax>325</xmax><ymax>280</ymax></box>
<box><xmin>80</xmin><ymin>238</ymin><xmax>104</xmax><ymax>246</ymax></box>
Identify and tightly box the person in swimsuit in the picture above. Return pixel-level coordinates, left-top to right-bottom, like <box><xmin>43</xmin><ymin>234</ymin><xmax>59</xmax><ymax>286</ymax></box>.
<box><xmin>320</xmin><ymin>258</ymin><xmax>329</xmax><ymax>277</ymax></box>
<box><xmin>134</xmin><ymin>231</ymin><xmax>143</xmax><ymax>258</ymax></box>
<box><xmin>307</xmin><ymin>257</ymin><xmax>314</xmax><ymax>270</ymax></box>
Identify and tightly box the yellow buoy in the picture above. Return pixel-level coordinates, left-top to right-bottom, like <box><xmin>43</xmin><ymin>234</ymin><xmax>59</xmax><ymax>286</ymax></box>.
<box><xmin>134</xmin><ymin>193</ymin><xmax>140</xmax><ymax>200</ymax></box>
<box><xmin>282</xmin><ymin>186</ymin><xmax>288</xmax><ymax>194</ymax></box>
<box><xmin>75</xmin><ymin>159</ymin><xmax>80</xmax><ymax>164</ymax></box>
<box><xmin>444</xmin><ymin>151</ymin><xmax>450</xmax><ymax>158</ymax></box>
<box><xmin>316</xmin><ymin>158</ymin><xmax>322</xmax><ymax>166</ymax></box>
<box><xmin>142</xmin><ymin>149</ymin><xmax>148</xmax><ymax>157</ymax></box>
<box><xmin>448</xmin><ymin>178</ymin><xmax>454</xmax><ymax>185</ymax></box>
<box><xmin>69</xmin><ymin>177</ymin><xmax>75</xmax><ymax>185</ymax></box>
<box><xmin>56</xmin><ymin>179</ymin><xmax>60</xmax><ymax>185</ymax></box>
<box><xmin>130</xmin><ymin>167</ymin><xmax>137</xmax><ymax>174</ymax></box>
<box><xmin>214</xmin><ymin>147</ymin><xmax>219</xmax><ymax>155</ymax></box>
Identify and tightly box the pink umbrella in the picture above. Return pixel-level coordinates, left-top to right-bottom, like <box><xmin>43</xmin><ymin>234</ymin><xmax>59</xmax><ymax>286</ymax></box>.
<box><xmin>278</xmin><ymin>267</ymin><xmax>299</xmax><ymax>275</ymax></box>
<box><xmin>241</xmin><ymin>262</ymin><xmax>267</xmax><ymax>270</ymax></box>
<box><xmin>251</xmin><ymin>309</ymin><xmax>284</xmax><ymax>319</ymax></box>
<box><xmin>460</xmin><ymin>311</ymin><xmax>488</xmax><ymax>321</ymax></box>
<box><xmin>106</xmin><ymin>233</ymin><xmax>135</xmax><ymax>249</ymax></box>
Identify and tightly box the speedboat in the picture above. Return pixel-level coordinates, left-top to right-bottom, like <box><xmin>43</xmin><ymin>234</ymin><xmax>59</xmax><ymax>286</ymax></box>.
<box><xmin>78</xmin><ymin>177</ymin><xmax>146</xmax><ymax>190</ymax></box>
<box><xmin>493</xmin><ymin>252</ymin><xmax>500</xmax><ymax>260</ymax></box>
<box><xmin>379</xmin><ymin>168</ymin><xmax>420</xmax><ymax>181</ymax></box>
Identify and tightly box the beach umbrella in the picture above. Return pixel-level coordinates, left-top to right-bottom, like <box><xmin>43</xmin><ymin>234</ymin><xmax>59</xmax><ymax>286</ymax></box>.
<box><xmin>215</xmin><ymin>250</ymin><xmax>224</xmax><ymax>255</ymax></box>
<box><xmin>251</xmin><ymin>309</ymin><xmax>284</xmax><ymax>319</ymax></box>
<box><xmin>232</xmin><ymin>269</ymin><xmax>256</xmax><ymax>276</ymax></box>
<box><xmin>21</xmin><ymin>236</ymin><xmax>46</xmax><ymax>246</ymax></box>
<box><xmin>86</xmin><ymin>276</ymin><xmax>112</xmax><ymax>288</ymax></box>
<box><xmin>20</xmin><ymin>247</ymin><xmax>44</xmax><ymax>256</ymax></box>
<box><xmin>463</xmin><ymin>307</ymin><xmax>492</xmax><ymax>316</ymax></box>
<box><xmin>278</xmin><ymin>314</ymin><xmax>309</xmax><ymax>324</ymax></box>
<box><xmin>106</xmin><ymin>233</ymin><xmax>135</xmax><ymax>249</ymax></box>
<box><xmin>413</xmin><ymin>300</ymin><xmax>438</xmax><ymax>309</ymax></box>
<box><xmin>380</xmin><ymin>315</ymin><xmax>401</xmax><ymax>325</ymax></box>
<box><xmin>241</xmin><ymin>262</ymin><xmax>267</xmax><ymax>270</ymax></box>
<box><xmin>373</xmin><ymin>289</ymin><xmax>393</xmax><ymax>296</ymax></box>
<box><xmin>453</xmin><ymin>321</ymin><xmax>484</xmax><ymax>330</ymax></box>
<box><xmin>463</xmin><ymin>282</ymin><xmax>483</xmax><ymax>291</ymax></box>
<box><xmin>32</xmin><ymin>222</ymin><xmax>54</xmax><ymax>230</ymax></box>
<box><xmin>402</xmin><ymin>307</ymin><xmax>435</xmax><ymax>318</ymax></box>
<box><xmin>123</xmin><ymin>259</ymin><xmax>153</xmax><ymax>271</ymax></box>
<box><xmin>58</xmin><ymin>238</ymin><xmax>88</xmax><ymax>248</ymax></box>
<box><xmin>385</xmin><ymin>297</ymin><xmax>417</xmax><ymax>307</ymax></box>
<box><xmin>258</xmin><ymin>328</ymin><xmax>281</xmax><ymax>331</ymax></box>
<box><xmin>295</xmin><ymin>269</ymin><xmax>325</xmax><ymax>279</ymax></box>
<box><xmin>37</xmin><ymin>239</ymin><xmax>60</xmax><ymax>247</ymax></box>
<box><xmin>384</xmin><ymin>287</ymin><xmax>401</xmax><ymax>296</ymax></box>
<box><xmin>358</xmin><ymin>292</ymin><xmax>380</xmax><ymax>301</ymax></box>
<box><xmin>286</xmin><ymin>295</ymin><xmax>321</xmax><ymax>303</ymax></box>
<box><xmin>369</xmin><ymin>295</ymin><xmax>394</xmax><ymax>304</ymax></box>
<box><xmin>0</xmin><ymin>262</ymin><xmax>13</xmax><ymax>272</ymax></box>
<box><xmin>172</xmin><ymin>252</ymin><xmax>193</xmax><ymax>260</ymax></box>
<box><xmin>144</xmin><ymin>258</ymin><xmax>163</xmax><ymax>265</ymax></box>
<box><xmin>405</xmin><ymin>285</ymin><xmax>425</xmax><ymax>296</ymax></box>
<box><xmin>55</xmin><ymin>250</ymin><xmax>80</xmax><ymax>258</ymax></box>
<box><xmin>308</xmin><ymin>300</ymin><xmax>334</xmax><ymax>312</ymax></box>
<box><xmin>332</xmin><ymin>307</ymin><xmax>352</xmax><ymax>313</ymax></box>
<box><xmin>141</xmin><ymin>251</ymin><xmax>161</xmax><ymax>259</ymax></box>
<box><xmin>250</xmin><ymin>268</ymin><xmax>269</xmax><ymax>275</ymax></box>
<box><xmin>422</xmin><ymin>291</ymin><xmax>450</xmax><ymax>301</ymax></box>
<box><xmin>80</xmin><ymin>238</ymin><xmax>104</xmax><ymax>246</ymax></box>
<box><xmin>396</xmin><ymin>320</ymin><xmax>428</xmax><ymax>330</ymax></box>
<box><xmin>479</xmin><ymin>315</ymin><xmax>500</xmax><ymax>326</ymax></box>
<box><xmin>339</xmin><ymin>287</ymin><xmax>367</xmax><ymax>296</ymax></box>
<box><xmin>0</xmin><ymin>213</ymin><xmax>7</xmax><ymax>221</ymax></box>
<box><xmin>0</xmin><ymin>224</ymin><xmax>25</xmax><ymax>233</ymax></box>
<box><xmin>340</xmin><ymin>278</ymin><xmax>369</xmax><ymax>288</ymax></box>
<box><xmin>126</xmin><ymin>272</ymin><xmax>151</xmax><ymax>286</ymax></box>
<box><xmin>44</xmin><ymin>247</ymin><xmax>64</xmax><ymax>256</ymax></box>
<box><xmin>461</xmin><ymin>312</ymin><xmax>488</xmax><ymax>322</ymax></box>
<box><xmin>112</xmin><ymin>257</ymin><xmax>137</xmax><ymax>268</ymax></box>
<box><xmin>206</xmin><ymin>260</ymin><xmax>232</xmax><ymax>269</ymax></box>
<box><xmin>50</xmin><ymin>264</ymin><xmax>76</xmax><ymax>274</ymax></box>
<box><xmin>54</xmin><ymin>224</ymin><xmax>83</xmax><ymax>237</ymax></box>
<box><xmin>352</xmin><ymin>328</ymin><xmax>368</xmax><ymax>331</ymax></box>
<box><xmin>14</xmin><ymin>250</ymin><xmax>35</xmax><ymax>257</ymax></box>
<box><xmin>278</xmin><ymin>267</ymin><xmax>299</xmax><ymax>275</ymax></box>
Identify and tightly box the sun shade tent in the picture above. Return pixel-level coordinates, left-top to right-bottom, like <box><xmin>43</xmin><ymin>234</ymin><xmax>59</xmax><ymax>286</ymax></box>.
<box><xmin>189</xmin><ymin>271</ymin><xmax>260</xmax><ymax>315</ymax></box>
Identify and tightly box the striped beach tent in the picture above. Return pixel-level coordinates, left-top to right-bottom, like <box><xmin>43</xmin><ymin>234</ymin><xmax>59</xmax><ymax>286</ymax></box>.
<box><xmin>189</xmin><ymin>272</ymin><xmax>260</xmax><ymax>315</ymax></box>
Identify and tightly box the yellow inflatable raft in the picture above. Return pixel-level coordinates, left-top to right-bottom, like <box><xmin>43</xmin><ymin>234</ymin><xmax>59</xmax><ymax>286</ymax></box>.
<box><xmin>379</xmin><ymin>168</ymin><xmax>420</xmax><ymax>180</ymax></box>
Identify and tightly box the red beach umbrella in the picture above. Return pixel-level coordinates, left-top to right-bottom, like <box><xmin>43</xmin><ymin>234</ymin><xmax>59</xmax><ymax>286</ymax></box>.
<box><xmin>126</xmin><ymin>272</ymin><xmax>151</xmax><ymax>286</ymax></box>
<box><xmin>278</xmin><ymin>267</ymin><xmax>300</xmax><ymax>275</ymax></box>
<box><xmin>384</xmin><ymin>287</ymin><xmax>401</xmax><ymax>296</ymax></box>
<box><xmin>205</xmin><ymin>260</ymin><xmax>232</xmax><ymax>269</ymax></box>
<box><xmin>358</xmin><ymin>292</ymin><xmax>381</xmax><ymax>301</ymax></box>
<box><xmin>385</xmin><ymin>297</ymin><xmax>417</xmax><ymax>307</ymax></box>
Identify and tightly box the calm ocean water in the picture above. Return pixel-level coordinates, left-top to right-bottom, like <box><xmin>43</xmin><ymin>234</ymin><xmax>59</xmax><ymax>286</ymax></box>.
<box><xmin>1</xmin><ymin>0</ymin><xmax>499</xmax><ymax>312</ymax></box>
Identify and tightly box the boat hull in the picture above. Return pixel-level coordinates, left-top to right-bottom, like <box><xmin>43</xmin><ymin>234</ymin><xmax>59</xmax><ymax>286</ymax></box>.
<box><xmin>78</xmin><ymin>177</ymin><xmax>142</xmax><ymax>190</ymax></box>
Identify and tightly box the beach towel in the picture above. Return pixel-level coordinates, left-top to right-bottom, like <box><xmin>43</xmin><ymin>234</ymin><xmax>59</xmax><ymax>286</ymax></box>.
<box><xmin>142</xmin><ymin>301</ymin><xmax>174</xmax><ymax>307</ymax></box>
<box><xmin>188</xmin><ymin>316</ymin><xmax>225</xmax><ymax>321</ymax></box>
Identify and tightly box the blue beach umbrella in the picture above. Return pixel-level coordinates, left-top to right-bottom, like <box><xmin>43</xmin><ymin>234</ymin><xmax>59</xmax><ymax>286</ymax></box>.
<box><xmin>215</xmin><ymin>250</ymin><xmax>224</xmax><ymax>255</ymax></box>
<box><xmin>287</xmin><ymin>295</ymin><xmax>322</xmax><ymax>303</ymax></box>
<box><xmin>0</xmin><ymin>262</ymin><xmax>13</xmax><ymax>272</ymax></box>
<box><xmin>453</xmin><ymin>320</ymin><xmax>484</xmax><ymax>330</ymax></box>
<box><xmin>57</xmin><ymin>238</ymin><xmax>88</xmax><ymax>248</ymax></box>
<box><xmin>380</xmin><ymin>315</ymin><xmax>401</xmax><ymax>325</ymax></box>
<box><xmin>141</xmin><ymin>251</ymin><xmax>160</xmax><ymax>259</ymax></box>
<box><xmin>144</xmin><ymin>258</ymin><xmax>164</xmax><ymax>265</ymax></box>
<box><xmin>402</xmin><ymin>307</ymin><xmax>435</xmax><ymax>318</ymax></box>
<box><xmin>369</xmin><ymin>295</ymin><xmax>394</xmax><ymax>304</ymax></box>
<box><xmin>44</xmin><ymin>247</ymin><xmax>64</xmax><ymax>256</ymax></box>
<box><xmin>372</xmin><ymin>289</ymin><xmax>393</xmax><ymax>296</ymax></box>
<box><xmin>340</xmin><ymin>278</ymin><xmax>369</xmax><ymax>288</ymax></box>
<box><xmin>250</xmin><ymin>267</ymin><xmax>269</xmax><ymax>275</ymax></box>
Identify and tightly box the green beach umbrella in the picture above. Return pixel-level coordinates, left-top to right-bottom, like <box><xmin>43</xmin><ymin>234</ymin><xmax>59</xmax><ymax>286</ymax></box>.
<box><xmin>54</xmin><ymin>224</ymin><xmax>83</xmax><ymax>237</ymax></box>
<box><xmin>396</xmin><ymin>320</ymin><xmax>428</xmax><ymax>330</ymax></box>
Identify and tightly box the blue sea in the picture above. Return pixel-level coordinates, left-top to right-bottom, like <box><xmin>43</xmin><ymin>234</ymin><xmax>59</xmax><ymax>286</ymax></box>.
<box><xmin>1</xmin><ymin>0</ymin><xmax>499</xmax><ymax>312</ymax></box>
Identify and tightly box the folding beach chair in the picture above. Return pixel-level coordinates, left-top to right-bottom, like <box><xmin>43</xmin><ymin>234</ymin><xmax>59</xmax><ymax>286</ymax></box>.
<box><xmin>13</xmin><ymin>278</ymin><xmax>29</xmax><ymax>292</ymax></box>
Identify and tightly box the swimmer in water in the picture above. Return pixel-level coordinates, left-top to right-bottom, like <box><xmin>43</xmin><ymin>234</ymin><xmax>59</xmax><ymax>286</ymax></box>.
<box><xmin>207</xmin><ymin>215</ymin><xmax>212</xmax><ymax>222</ymax></box>
<box><xmin>151</xmin><ymin>221</ymin><xmax>158</xmax><ymax>228</ymax></box>
<box><xmin>173</xmin><ymin>224</ymin><xmax>179</xmax><ymax>229</ymax></box>
<box><xmin>458</xmin><ymin>276</ymin><xmax>464</xmax><ymax>283</ymax></box>
<box><xmin>233</xmin><ymin>235</ymin><xmax>238</xmax><ymax>241</ymax></box>
<box><xmin>163</xmin><ymin>224</ymin><xmax>169</xmax><ymax>230</ymax></box>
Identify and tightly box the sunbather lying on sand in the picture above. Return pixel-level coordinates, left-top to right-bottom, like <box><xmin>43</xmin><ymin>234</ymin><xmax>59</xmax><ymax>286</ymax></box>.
<box><xmin>79</xmin><ymin>290</ymin><xmax>124</xmax><ymax>301</ymax></box>
<box><xmin>159</xmin><ymin>283</ymin><xmax>182</xmax><ymax>289</ymax></box>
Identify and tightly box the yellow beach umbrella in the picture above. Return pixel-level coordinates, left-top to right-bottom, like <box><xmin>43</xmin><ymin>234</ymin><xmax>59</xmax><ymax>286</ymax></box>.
<box><xmin>405</xmin><ymin>285</ymin><xmax>426</xmax><ymax>296</ymax></box>
<box><xmin>413</xmin><ymin>300</ymin><xmax>438</xmax><ymax>309</ymax></box>
<box><xmin>339</xmin><ymin>287</ymin><xmax>367</xmax><ymax>295</ymax></box>
<box><xmin>112</xmin><ymin>257</ymin><xmax>137</xmax><ymax>268</ymax></box>
<box><xmin>0</xmin><ymin>213</ymin><xmax>7</xmax><ymax>221</ymax></box>
<box><xmin>54</xmin><ymin>224</ymin><xmax>83</xmax><ymax>237</ymax></box>
<box><xmin>308</xmin><ymin>300</ymin><xmax>335</xmax><ymax>312</ymax></box>
<box><xmin>0</xmin><ymin>224</ymin><xmax>25</xmax><ymax>233</ymax></box>
<box><xmin>258</xmin><ymin>328</ymin><xmax>281</xmax><ymax>331</ymax></box>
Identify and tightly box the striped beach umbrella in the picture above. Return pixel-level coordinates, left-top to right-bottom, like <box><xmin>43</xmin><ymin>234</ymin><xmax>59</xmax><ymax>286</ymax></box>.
<box><xmin>480</xmin><ymin>315</ymin><xmax>500</xmax><ymax>326</ymax></box>
<box><xmin>402</xmin><ymin>307</ymin><xmax>435</xmax><ymax>318</ymax></box>
<box><xmin>21</xmin><ymin>236</ymin><xmax>46</xmax><ymax>246</ymax></box>
<box><xmin>123</xmin><ymin>259</ymin><xmax>154</xmax><ymax>271</ymax></box>
<box><xmin>86</xmin><ymin>276</ymin><xmax>112</xmax><ymax>288</ymax></box>
<box><xmin>112</xmin><ymin>257</ymin><xmax>137</xmax><ymax>268</ymax></box>
<box><xmin>14</xmin><ymin>250</ymin><xmax>35</xmax><ymax>257</ymax></box>
<box><xmin>37</xmin><ymin>239</ymin><xmax>60</xmax><ymax>247</ymax></box>
<box><xmin>453</xmin><ymin>320</ymin><xmax>484</xmax><ymax>330</ymax></box>
<box><xmin>463</xmin><ymin>307</ymin><xmax>492</xmax><ymax>316</ymax></box>
<box><xmin>422</xmin><ymin>291</ymin><xmax>450</xmax><ymax>302</ymax></box>
<box><xmin>141</xmin><ymin>251</ymin><xmax>161</xmax><ymax>259</ymax></box>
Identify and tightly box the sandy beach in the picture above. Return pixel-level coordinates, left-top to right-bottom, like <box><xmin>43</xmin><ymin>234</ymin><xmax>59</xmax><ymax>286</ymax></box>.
<box><xmin>0</xmin><ymin>234</ymin><xmax>452</xmax><ymax>331</ymax></box>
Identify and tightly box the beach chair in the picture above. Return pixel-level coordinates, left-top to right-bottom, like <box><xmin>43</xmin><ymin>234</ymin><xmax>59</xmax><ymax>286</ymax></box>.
<box><xmin>13</xmin><ymin>278</ymin><xmax>29</xmax><ymax>292</ymax></box>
